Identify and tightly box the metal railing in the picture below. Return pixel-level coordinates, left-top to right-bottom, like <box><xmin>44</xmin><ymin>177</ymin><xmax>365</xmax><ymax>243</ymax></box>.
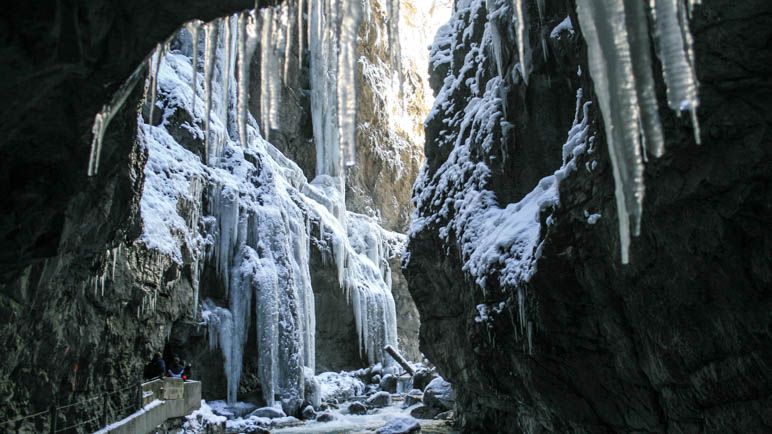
<box><xmin>0</xmin><ymin>378</ymin><xmax>149</xmax><ymax>434</ymax></box>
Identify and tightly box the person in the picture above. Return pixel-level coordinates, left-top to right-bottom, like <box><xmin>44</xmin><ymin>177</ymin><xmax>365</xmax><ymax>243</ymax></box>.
<box><xmin>166</xmin><ymin>356</ymin><xmax>184</xmax><ymax>378</ymax></box>
<box><xmin>143</xmin><ymin>353</ymin><xmax>166</xmax><ymax>380</ymax></box>
<box><xmin>182</xmin><ymin>361</ymin><xmax>192</xmax><ymax>381</ymax></box>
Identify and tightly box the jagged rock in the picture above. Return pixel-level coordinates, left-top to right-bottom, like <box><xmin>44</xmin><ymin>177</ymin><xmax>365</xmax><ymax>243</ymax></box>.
<box><xmin>348</xmin><ymin>401</ymin><xmax>368</xmax><ymax>415</ymax></box>
<box><xmin>423</xmin><ymin>378</ymin><xmax>455</xmax><ymax>411</ymax></box>
<box><xmin>409</xmin><ymin>404</ymin><xmax>440</xmax><ymax>420</ymax></box>
<box><xmin>250</xmin><ymin>406</ymin><xmax>286</xmax><ymax>419</ymax></box>
<box><xmin>366</xmin><ymin>391</ymin><xmax>392</xmax><ymax>408</ymax></box>
<box><xmin>301</xmin><ymin>405</ymin><xmax>317</xmax><ymax>420</ymax></box>
<box><xmin>379</xmin><ymin>373</ymin><xmax>398</xmax><ymax>393</ymax></box>
<box><xmin>376</xmin><ymin>416</ymin><xmax>421</xmax><ymax>434</ymax></box>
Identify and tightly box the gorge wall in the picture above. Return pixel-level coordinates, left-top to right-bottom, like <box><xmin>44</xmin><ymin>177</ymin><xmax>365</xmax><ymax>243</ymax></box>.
<box><xmin>0</xmin><ymin>0</ymin><xmax>429</xmax><ymax>427</ymax></box>
<box><xmin>404</xmin><ymin>0</ymin><xmax>771</xmax><ymax>432</ymax></box>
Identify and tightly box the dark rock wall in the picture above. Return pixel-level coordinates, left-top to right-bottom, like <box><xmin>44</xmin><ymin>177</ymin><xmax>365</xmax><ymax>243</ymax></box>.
<box><xmin>404</xmin><ymin>0</ymin><xmax>771</xmax><ymax>432</ymax></box>
<box><xmin>0</xmin><ymin>0</ymin><xmax>263</xmax><ymax>425</ymax></box>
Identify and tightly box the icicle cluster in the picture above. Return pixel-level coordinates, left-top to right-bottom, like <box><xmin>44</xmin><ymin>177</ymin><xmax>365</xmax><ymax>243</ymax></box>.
<box><xmin>137</xmin><ymin>2</ymin><xmax>401</xmax><ymax>406</ymax></box>
<box><xmin>308</xmin><ymin>0</ymin><xmax>367</xmax><ymax>177</ymax></box>
<box><xmin>575</xmin><ymin>0</ymin><xmax>701</xmax><ymax>263</ymax></box>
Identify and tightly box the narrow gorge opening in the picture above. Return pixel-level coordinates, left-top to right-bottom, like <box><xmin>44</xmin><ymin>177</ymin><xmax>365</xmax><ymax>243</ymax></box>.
<box><xmin>122</xmin><ymin>0</ymin><xmax>454</xmax><ymax>430</ymax></box>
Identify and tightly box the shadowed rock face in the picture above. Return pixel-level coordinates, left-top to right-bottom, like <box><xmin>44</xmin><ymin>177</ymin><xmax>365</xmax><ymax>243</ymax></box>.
<box><xmin>404</xmin><ymin>0</ymin><xmax>771</xmax><ymax>432</ymax></box>
<box><xmin>0</xmin><ymin>0</ymin><xmax>258</xmax><ymax>284</ymax></box>
<box><xmin>0</xmin><ymin>0</ymin><xmax>260</xmax><ymax>423</ymax></box>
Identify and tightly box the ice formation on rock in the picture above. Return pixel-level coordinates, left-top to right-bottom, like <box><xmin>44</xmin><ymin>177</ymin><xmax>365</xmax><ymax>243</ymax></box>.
<box><xmin>575</xmin><ymin>0</ymin><xmax>701</xmax><ymax>262</ymax></box>
<box><xmin>137</xmin><ymin>4</ymin><xmax>401</xmax><ymax>406</ymax></box>
<box><xmin>429</xmin><ymin>0</ymin><xmax>702</xmax><ymax>264</ymax></box>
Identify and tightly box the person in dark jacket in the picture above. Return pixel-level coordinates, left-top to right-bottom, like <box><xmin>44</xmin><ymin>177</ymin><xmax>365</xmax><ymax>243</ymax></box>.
<box><xmin>166</xmin><ymin>356</ymin><xmax>184</xmax><ymax>378</ymax></box>
<box><xmin>143</xmin><ymin>353</ymin><xmax>166</xmax><ymax>380</ymax></box>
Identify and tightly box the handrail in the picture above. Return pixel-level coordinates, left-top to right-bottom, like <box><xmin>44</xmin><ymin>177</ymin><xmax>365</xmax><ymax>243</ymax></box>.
<box><xmin>0</xmin><ymin>377</ymin><xmax>145</xmax><ymax>433</ymax></box>
<box><xmin>0</xmin><ymin>375</ymin><xmax>193</xmax><ymax>433</ymax></box>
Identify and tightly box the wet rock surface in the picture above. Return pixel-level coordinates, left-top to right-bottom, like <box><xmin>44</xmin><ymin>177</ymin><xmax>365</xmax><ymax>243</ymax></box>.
<box><xmin>404</xmin><ymin>0</ymin><xmax>772</xmax><ymax>432</ymax></box>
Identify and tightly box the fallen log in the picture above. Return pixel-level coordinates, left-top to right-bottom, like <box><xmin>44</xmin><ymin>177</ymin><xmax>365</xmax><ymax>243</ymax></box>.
<box><xmin>384</xmin><ymin>345</ymin><xmax>415</xmax><ymax>375</ymax></box>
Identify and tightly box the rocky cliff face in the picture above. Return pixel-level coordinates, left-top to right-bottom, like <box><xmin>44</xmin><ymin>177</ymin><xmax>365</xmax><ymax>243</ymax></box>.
<box><xmin>0</xmin><ymin>1</ymin><xmax>259</xmax><ymax>426</ymax></box>
<box><xmin>404</xmin><ymin>0</ymin><xmax>771</xmax><ymax>432</ymax></box>
<box><xmin>0</xmin><ymin>0</ymin><xmax>425</xmax><ymax>426</ymax></box>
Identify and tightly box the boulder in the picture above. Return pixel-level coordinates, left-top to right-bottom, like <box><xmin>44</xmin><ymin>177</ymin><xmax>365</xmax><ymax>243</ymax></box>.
<box><xmin>271</xmin><ymin>417</ymin><xmax>303</xmax><ymax>429</ymax></box>
<box><xmin>423</xmin><ymin>378</ymin><xmax>455</xmax><ymax>411</ymax></box>
<box><xmin>409</xmin><ymin>404</ymin><xmax>440</xmax><ymax>420</ymax></box>
<box><xmin>379</xmin><ymin>373</ymin><xmax>398</xmax><ymax>393</ymax></box>
<box><xmin>301</xmin><ymin>405</ymin><xmax>316</xmax><ymax>420</ymax></box>
<box><xmin>316</xmin><ymin>411</ymin><xmax>336</xmax><ymax>422</ymax></box>
<box><xmin>411</xmin><ymin>369</ymin><xmax>437</xmax><ymax>391</ymax></box>
<box><xmin>348</xmin><ymin>401</ymin><xmax>368</xmax><ymax>415</ymax></box>
<box><xmin>249</xmin><ymin>406</ymin><xmax>286</xmax><ymax>419</ymax></box>
<box><xmin>376</xmin><ymin>416</ymin><xmax>422</xmax><ymax>434</ymax></box>
<box><xmin>280</xmin><ymin>398</ymin><xmax>303</xmax><ymax>417</ymax></box>
<box><xmin>366</xmin><ymin>391</ymin><xmax>392</xmax><ymax>408</ymax></box>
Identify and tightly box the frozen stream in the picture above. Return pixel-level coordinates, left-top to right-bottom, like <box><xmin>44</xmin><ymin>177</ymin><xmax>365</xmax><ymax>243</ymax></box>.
<box><xmin>271</xmin><ymin>402</ymin><xmax>455</xmax><ymax>434</ymax></box>
<box><xmin>179</xmin><ymin>368</ymin><xmax>459</xmax><ymax>434</ymax></box>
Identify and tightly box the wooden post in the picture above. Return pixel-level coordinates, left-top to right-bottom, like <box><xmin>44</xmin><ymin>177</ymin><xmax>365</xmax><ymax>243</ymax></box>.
<box><xmin>100</xmin><ymin>393</ymin><xmax>108</xmax><ymax>428</ymax></box>
<box><xmin>48</xmin><ymin>404</ymin><xmax>57</xmax><ymax>434</ymax></box>
<box><xmin>136</xmin><ymin>377</ymin><xmax>143</xmax><ymax>411</ymax></box>
<box><xmin>384</xmin><ymin>345</ymin><xmax>415</xmax><ymax>375</ymax></box>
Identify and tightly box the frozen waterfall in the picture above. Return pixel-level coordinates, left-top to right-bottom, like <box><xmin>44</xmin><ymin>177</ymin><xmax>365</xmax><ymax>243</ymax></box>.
<box><xmin>137</xmin><ymin>3</ymin><xmax>400</xmax><ymax>407</ymax></box>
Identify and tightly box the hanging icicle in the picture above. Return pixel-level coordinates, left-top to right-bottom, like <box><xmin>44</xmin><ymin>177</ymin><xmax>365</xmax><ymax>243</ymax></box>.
<box><xmin>236</xmin><ymin>12</ymin><xmax>258</xmax><ymax>147</ymax></box>
<box><xmin>203</xmin><ymin>23</ymin><xmax>218</xmax><ymax>156</ymax></box>
<box><xmin>220</xmin><ymin>15</ymin><xmax>234</xmax><ymax>147</ymax></box>
<box><xmin>186</xmin><ymin>20</ymin><xmax>202</xmax><ymax>117</ymax></box>
<box><xmin>573</xmin><ymin>0</ymin><xmax>703</xmax><ymax>262</ymax></box>
<box><xmin>651</xmin><ymin>0</ymin><xmax>701</xmax><ymax>144</ymax></box>
<box><xmin>337</xmin><ymin>0</ymin><xmax>363</xmax><ymax>168</ymax></box>
<box><xmin>148</xmin><ymin>43</ymin><xmax>164</xmax><ymax>125</ymax></box>
<box><xmin>512</xmin><ymin>0</ymin><xmax>530</xmax><ymax>84</ymax></box>
<box><xmin>87</xmin><ymin>60</ymin><xmax>146</xmax><ymax>176</ymax></box>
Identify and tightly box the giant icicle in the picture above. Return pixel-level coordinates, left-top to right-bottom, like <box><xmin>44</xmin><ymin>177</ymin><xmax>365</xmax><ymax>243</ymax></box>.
<box><xmin>574</xmin><ymin>0</ymin><xmax>702</xmax><ymax>262</ymax></box>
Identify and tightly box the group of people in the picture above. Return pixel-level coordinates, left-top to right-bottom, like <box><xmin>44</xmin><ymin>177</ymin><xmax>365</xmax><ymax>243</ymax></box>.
<box><xmin>143</xmin><ymin>353</ymin><xmax>193</xmax><ymax>381</ymax></box>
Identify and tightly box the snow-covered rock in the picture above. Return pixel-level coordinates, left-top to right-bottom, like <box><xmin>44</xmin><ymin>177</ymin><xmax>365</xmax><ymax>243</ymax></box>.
<box><xmin>375</xmin><ymin>416</ymin><xmax>421</xmax><ymax>434</ymax></box>
<box><xmin>250</xmin><ymin>406</ymin><xmax>286</xmax><ymax>419</ymax></box>
<box><xmin>317</xmin><ymin>371</ymin><xmax>366</xmax><ymax>402</ymax></box>
<box><xmin>366</xmin><ymin>391</ymin><xmax>393</xmax><ymax>408</ymax></box>
<box><xmin>423</xmin><ymin>378</ymin><xmax>455</xmax><ymax>411</ymax></box>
